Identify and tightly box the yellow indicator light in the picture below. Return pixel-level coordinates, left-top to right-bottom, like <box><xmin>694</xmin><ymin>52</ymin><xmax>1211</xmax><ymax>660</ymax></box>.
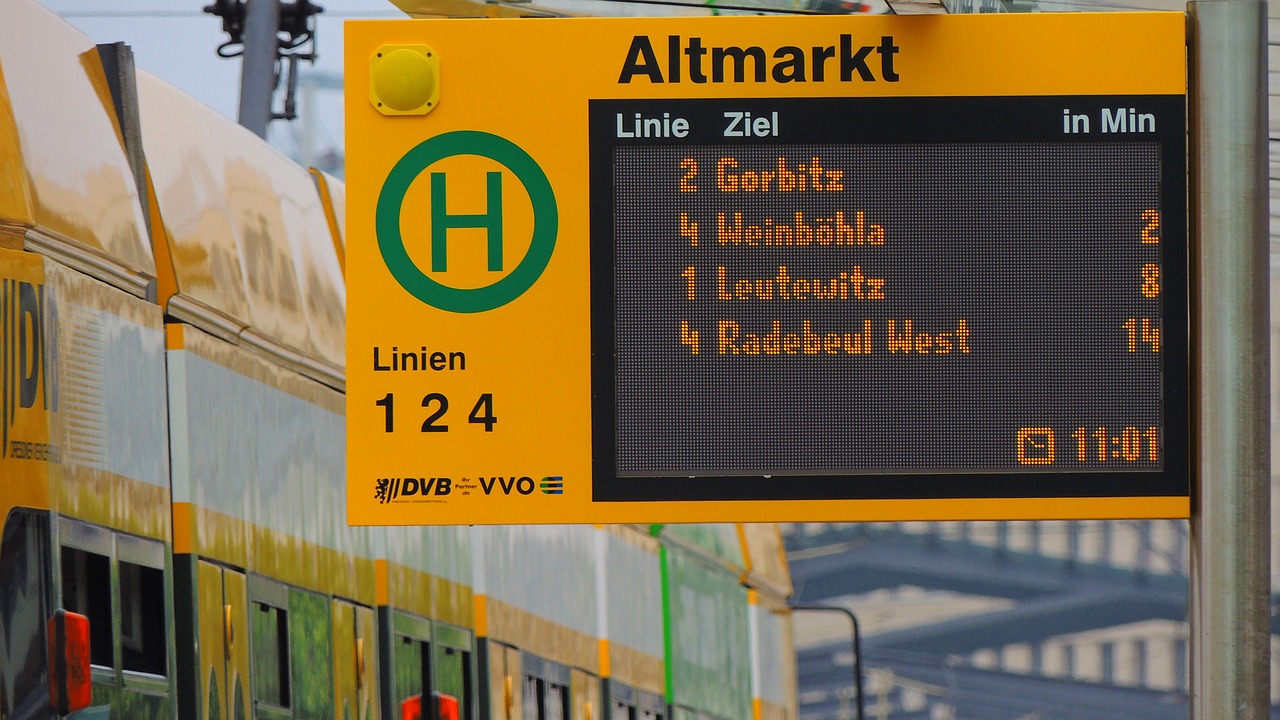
<box><xmin>369</xmin><ymin>44</ymin><xmax>439</xmax><ymax>116</ymax></box>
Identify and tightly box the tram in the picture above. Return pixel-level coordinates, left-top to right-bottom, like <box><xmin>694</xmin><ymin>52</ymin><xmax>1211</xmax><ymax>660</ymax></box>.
<box><xmin>0</xmin><ymin>3</ymin><xmax>799</xmax><ymax>720</ymax></box>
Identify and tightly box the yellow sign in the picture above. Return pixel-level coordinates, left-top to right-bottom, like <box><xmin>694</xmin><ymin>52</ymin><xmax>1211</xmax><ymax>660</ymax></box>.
<box><xmin>345</xmin><ymin>13</ymin><xmax>1190</xmax><ymax>525</ymax></box>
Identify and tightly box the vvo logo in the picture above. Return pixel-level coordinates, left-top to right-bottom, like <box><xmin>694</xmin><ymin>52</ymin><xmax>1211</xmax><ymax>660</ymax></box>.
<box><xmin>376</xmin><ymin>131</ymin><xmax>558</xmax><ymax>314</ymax></box>
<box><xmin>480</xmin><ymin>476</ymin><xmax>564</xmax><ymax>496</ymax></box>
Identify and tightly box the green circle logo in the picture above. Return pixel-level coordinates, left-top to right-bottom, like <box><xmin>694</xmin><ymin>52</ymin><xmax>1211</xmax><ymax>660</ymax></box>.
<box><xmin>376</xmin><ymin>131</ymin><xmax>558</xmax><ymax>313</ymax></box>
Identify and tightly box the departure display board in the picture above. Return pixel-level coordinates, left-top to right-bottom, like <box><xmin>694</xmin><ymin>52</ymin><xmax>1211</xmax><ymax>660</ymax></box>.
<box><xmin>590</xmin><ymin>95</ymin><xmax>1188</xmax><ymax>504</ymax></box>
<box><xmin>345</xmin><ymin>12</ymin><xmax>1190</xmax><ymax>525</ymax></box>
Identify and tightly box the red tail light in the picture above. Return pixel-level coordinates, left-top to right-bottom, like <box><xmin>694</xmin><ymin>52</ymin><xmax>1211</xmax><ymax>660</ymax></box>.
<box><xmin>401</xmin><ymin>694</ymin><xmax>423</xmax><ymax>720</ymax></box>
<box><xmin>436</xmin><ymin>692</ymin><xmax>459</xmax><ymax>720</ymax></box>
<box><xmin>47</xmin><ymin>609</ymin><xmax>91</xmax><ymax>715</ymax></box>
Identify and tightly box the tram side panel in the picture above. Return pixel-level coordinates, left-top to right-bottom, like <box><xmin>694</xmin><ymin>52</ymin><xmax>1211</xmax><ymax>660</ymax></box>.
<box><xmin>160</xmin><ymin>246</ymin><xmax>374</xmax><ymax>720</ymax></box>
<box><xmin>664</xmin><ymin>545</ymin><xmax>752</xmax><ymax>720</ymax></box>
<box><xmin>163</xmin><ymin>326</ymin><xmax>254</xmax><ymax>720</ymax></box>
<box><xmin>159</xmin><ymin>282</ymin><xmax>376</xmax><ymax>720</ymax></box>
<box><xmin>0</xmin><ymin>250</ymin><xmax>63</xmax><ymax>720</ymax></box>
<box><xmin>737</xmin><ymin>525</ymin><xmax>797</xmax><ymax>720</ymax></box>
<box><xmin>752</xmin><ymin>596</ymin><xmax>797</xmax><ymax>720</ymax></box>
<box><xmin>602</xmin><ymin>527</ymin><xmax>666</xmax><ymax>719</ymax></box>
<box><xmin>48</xmin><ymin>257</ymin><xmax>173</xmax><ymax>718</ymax></box>
<box><xmin>0</xmin><ymin>246</ymin><xmax>172</xmax><ymax>720</ymax></box>
<box><xmin>0</xmin><ymin>1</ymin><xmax>174</xmax><ymax>716</ymax></box>
<box><xmin>379</xmin><ymin>525</ymin><xmax>479</xmax><ymax>720</ymax></box>
<box><xmin>477</xmin><ymin>525</ymin><xmax>600</xmax><ymax>720</ymax></box>
<box><xmin>138</xmin><ymin>67</ymin><xmax>374</xmax><ymax>720</ymax></box>
<box><xmin>135</xmin><ymin>76</ymin><xmax>255</xmax><ymax>720</ymax></box>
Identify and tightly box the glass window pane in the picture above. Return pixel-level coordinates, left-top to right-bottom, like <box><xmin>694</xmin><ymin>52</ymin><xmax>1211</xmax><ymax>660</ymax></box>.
<box><xmin>251</xmin><ymin>602</ymin><xmax>288</xmax><ymax>708</ymax></box>
<box><xmin>395</xmin><ymin>635</ymin><xmax>426</xmax><ymax>710</ymax></box>
<box><xmin>522</xmin><ymin>676</ymin><xmax>539</xmax><ymax>720</ymax></box>
<box><xmin>119</xmin><ymin>561</ymin><xmax>166</xmax><ymax>675</ymax></box>
<box><xmin>60</xmin><ymin>546</ymin><xmax>111</xmax><ymax>667</ymax></box>
<box><xmin>288</xmin><ymin>589</ymin><xmax>333</xmax><ymax>720</ymax></box>
<box><xmin>545</xmin><ymin>683</ymin><xmax>568</xmax><ymax>720</ymax></box>
<box><xmin>434</xmin><ymin>645</ymin><xmax>472</xmax><ymax>720</ymax></box>
<box><xmin>1</xmin><ymin>510</ymin><xmax>52</xmax><ymax>716</ymax></box>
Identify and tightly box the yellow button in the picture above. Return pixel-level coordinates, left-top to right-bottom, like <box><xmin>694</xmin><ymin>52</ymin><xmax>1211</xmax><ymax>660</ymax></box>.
<box><xmin>369</xmin><ymin>45</ymin><xmax>440</xmax><ymax>116</ymax></box>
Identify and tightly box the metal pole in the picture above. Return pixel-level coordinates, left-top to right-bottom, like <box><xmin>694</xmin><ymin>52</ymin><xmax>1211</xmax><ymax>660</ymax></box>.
<box><xmin>790</xmin><ymin>603</ymin><xmax>865</xmax><ymax>720</ymax></box>
<box><xmin>238</xmin><ymin>0</ymin><xmax>279</xmax><ymax>138</ymax></box>
<box><xmin>1187</xmin><ymin>2</ymin><xmax>1271</xmax><ymax>719</ymax></box>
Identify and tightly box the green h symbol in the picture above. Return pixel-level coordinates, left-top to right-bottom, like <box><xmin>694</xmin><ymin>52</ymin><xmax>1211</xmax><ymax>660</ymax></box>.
<box><xmin>430</xmin><ymin>171</ymin><xmax>503</xmax><ymax>272</ymax></box>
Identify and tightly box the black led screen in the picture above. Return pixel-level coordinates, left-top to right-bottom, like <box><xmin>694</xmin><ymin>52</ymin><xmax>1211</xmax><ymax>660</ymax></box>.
<box><xmin>589</xmin><ymin>96</ymin><xmax>1188</xmax><ymax>503</ymax></box>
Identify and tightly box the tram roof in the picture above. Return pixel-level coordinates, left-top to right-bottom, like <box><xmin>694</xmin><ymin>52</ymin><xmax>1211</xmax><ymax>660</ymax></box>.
<box><xmin>0</xmin><ymin>0</ymin><xmax>156</xmax><ymax>296</ymax></box>
<box><xmin>138</xmin><ymin>70</ymin><xmax>345</xmax><ymax>385</ymax></box>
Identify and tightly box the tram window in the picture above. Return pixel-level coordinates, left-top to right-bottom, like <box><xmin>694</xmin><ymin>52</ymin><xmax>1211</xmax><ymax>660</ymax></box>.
<box><xmin>252</xmin><ymin>602</ymin><xmax>290</xmax><ymax>709</ymax></box>
<box><xmin>635</xmin><ymin>689</ymin><xmax>663</xmax><ymax>720</ymax></box>
<box><xmin>522</xmin><ymin>676</ymin><xmax>539</xmax><ymax>720</ymax></box>
<box><xmin>288</xmin><ymin>588</ymin><xmax>333</xmax><ymax>719</ymax></box>
<box><xmin>433</xmin><ymin>645</ymin><xmax>471</xmax><ymax>720</ymax></box>
<box><xmin>394</xmin><ymin>636</ymin><xmax>429</xmax><ymax>708</ymax></box>
<box><xmin>60</xmin><ymin>546</ymin><xmax>111</xmax><ymax>667</ymax></box>
<box><xmin>119</xmin><ymin>561</ymin><xmax>166</xmax><ymax>675</ymax></box>
<box><xmin>544</xmin><ymin>683</ymin><xmax>568</xmax><ymax>720</ymax></box>
<box><xmin>613</xmin><ymin>701</ymin><xmax>636</xmax><ymax>720</ymax></box>
<box><xmin>522</xmin><ymin>675</ymin><xmax>569</xmax><ymax>720</ymax></box>
<box><xmin>1</xmin><ymin>510</ymin><xmax>52</xmax><ymax>717</ymax></box>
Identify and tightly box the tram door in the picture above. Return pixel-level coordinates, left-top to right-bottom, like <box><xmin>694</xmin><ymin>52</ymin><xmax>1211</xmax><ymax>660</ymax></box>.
<box><xmin>198</xmin><ymin>561</ymin><xmax>250</xmax><ymax>720</ymax></box>
<box><xmin>333</xmin><ymin>599</ymin><xmax>378</xmax><ymax>720</ymax></box>
<box><xmin>0</xmin><ymin>509</ymin><xmax>52</xmax><ymax>719</ymax></box>
<box><xmin>489</xmin><ymin>645</ymin><xmax>523</xmax><ymax>720</ymax></box>
<box><xmin>571</xmin><ymin>670</ymin><xmax>599</xmax><ymax>720</ymax></box>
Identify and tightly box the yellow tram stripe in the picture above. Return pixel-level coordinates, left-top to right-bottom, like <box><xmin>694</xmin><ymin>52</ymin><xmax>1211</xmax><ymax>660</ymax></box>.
<box><xmin>474</xmin><ymin>594</ymin><xmax>488</xmax><ymax>638</ymax></box>
<box><xmin>165</xmin><ymin>324</ymin><xmax>185</xmax><ymax>350</ymax></box>
<box><xmin>375</xmin><ymin>559</ymin><xmax>389</xmax><ymax>606</ymax></box>
<box><xmin>172</xmin><ymin>501</ymin><xmax>193</xmax><ymax>554</ymax></box>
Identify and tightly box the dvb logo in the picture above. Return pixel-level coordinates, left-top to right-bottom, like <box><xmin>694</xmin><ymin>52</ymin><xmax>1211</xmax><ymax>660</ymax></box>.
<box><xmin>2</xmin><ymin>278</ymin><xmax>58</xmax><ymax>459</ymax></box>
<box><xmin>375</xmin><ymin>477</ymin><xmax>452</xmax><ymax>504</ymax></box>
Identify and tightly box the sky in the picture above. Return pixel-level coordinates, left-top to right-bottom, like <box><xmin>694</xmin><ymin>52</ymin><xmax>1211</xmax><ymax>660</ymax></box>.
<box><xmin>40</xmin><ymin>0</ymin><xmax>408</xmax><ymax>173</ymax></box>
